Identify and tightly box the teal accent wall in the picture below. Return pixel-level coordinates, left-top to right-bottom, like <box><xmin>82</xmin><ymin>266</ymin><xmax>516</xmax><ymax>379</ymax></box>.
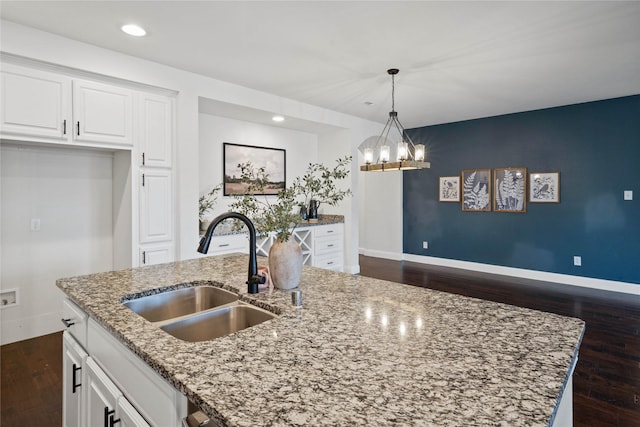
<box><xmin>403</xmin><ymin>95</ymin><xmax>640</xmax><ymax>284</ymax></box>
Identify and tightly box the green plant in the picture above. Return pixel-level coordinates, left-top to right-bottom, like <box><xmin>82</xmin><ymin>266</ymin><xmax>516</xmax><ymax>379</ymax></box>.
<box><xmin>229</xmin><ymin>157</ymin><xmax>352</xmax><ymax>241</ymax></box>
<box><xmin>293</xmin><ymin>156</ymin><xmax>352</xmax><ymax>209</ymax></box>
<box><xmin>199</xmin><ymin>183</ymin><xmax>223</xmax><ymax>221</ymax></box>
<box><xmin>230</xmin><ymin>163</ymin><xmax>300</xmax><ymax>241</ymax></box>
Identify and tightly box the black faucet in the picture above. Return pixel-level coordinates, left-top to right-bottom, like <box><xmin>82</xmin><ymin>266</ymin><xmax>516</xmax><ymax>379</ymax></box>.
<box><xmin>197</xmin><ymin>212</ymin><xmax>265</xmax><ymax>294</ymax></box>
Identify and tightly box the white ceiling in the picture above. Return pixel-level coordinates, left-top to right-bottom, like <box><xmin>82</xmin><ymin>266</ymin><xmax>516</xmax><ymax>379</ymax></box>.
<box><xmin>2</xmin><ymin>1</ymin><xmax>640</xmax><ymax>128</ymax></box>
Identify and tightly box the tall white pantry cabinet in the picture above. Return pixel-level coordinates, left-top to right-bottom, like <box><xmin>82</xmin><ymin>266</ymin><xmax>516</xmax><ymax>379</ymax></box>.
<box><xmin>0</xmin><ymin>59</ymin><xmax>176</xmax><ymax>268</ymax></box>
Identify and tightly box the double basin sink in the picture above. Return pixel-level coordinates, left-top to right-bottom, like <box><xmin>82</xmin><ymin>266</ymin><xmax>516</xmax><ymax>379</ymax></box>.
<box><xmin>123</xmin><ymin>286</ymin><xmax>276</xmax><ymax>342</ymax></box>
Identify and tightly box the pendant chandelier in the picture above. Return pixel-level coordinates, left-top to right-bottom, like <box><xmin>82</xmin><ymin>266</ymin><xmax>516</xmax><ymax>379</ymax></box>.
<box><xmin>360</xmin><ymin>68</ymin><xmax>430</xmax><ymax>172</ymax></box>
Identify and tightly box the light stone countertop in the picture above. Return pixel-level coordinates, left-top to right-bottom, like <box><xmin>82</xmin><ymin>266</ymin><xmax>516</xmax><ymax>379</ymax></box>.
<box><xmin>56</xmin><ymin>254</ymin><xmax>584</xmax><ymax>426</ymax></box>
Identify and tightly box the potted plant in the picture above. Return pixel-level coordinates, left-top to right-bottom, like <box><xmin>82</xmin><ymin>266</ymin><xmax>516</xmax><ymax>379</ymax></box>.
<box><xmin>229</xmin><ymin>157</ymin><xmax>352</xmax><ymax>289</ymax></box>
<box><xmin>293</xmin><ymin>156</ymin><xmax>352</xmax><ymax>221</ymax></box>
<box><xmin>199</xmin><ymin>183</ymin><xmax>222</xmax><ymax>231</ymax></box>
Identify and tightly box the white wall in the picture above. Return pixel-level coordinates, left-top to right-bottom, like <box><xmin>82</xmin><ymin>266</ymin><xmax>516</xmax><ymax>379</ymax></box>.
<box><xmin>358</xmin><ymin>169</ymin><xmax>404</xmax><ymax>260</ymax></box>
<box><xmin>0</xmin><ymin>144</ymin><xmax>114</xmax><ymax>344</ymax></box>
<box><xmin>198</xmin><ymin>113</ymin><xmax>318</xmax><ymax>220</ymax></box>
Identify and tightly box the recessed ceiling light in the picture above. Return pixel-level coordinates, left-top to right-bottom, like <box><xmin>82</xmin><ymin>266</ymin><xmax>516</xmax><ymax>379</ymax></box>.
<box><xmin>121</xmin><ymin>24</ymin><xmax>146</xmax><ymax>37</ymax></box>
<box><xmin>272</xmin><ymin>115</ymin><xmax>285</xmax><ymax>122</ymax></box>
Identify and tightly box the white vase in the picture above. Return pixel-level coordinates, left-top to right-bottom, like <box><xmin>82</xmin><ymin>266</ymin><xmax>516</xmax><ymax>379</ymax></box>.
<box><xmin>268</xmin><ymin>238</ymin><xmax>303</xmax><ymax>290</ymax></box>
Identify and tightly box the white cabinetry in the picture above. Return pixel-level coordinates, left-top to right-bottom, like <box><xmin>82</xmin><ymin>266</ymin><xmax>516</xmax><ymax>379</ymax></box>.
<box><xmin>86</xmin><ymin>358</ymin><xmax>150</xmax><ymax>427</ymax></box>
<box><xmin>1</xmin><ymin>63</ymin><xmax>133</xmax><ymax>149</ymax></box>
<box><xmin>63</xmin><ymin>332</ymin><xmax>87</xmax><ymax>427</ymax></box>
<box><xmin>72</xmin><ymin>80</ymin><xmax>132</xmax><ymax>146</ymax></box>
<box><xmin>62</xmin><ymin>299</ymin><xmax>186</xmax><ymax>426</ymax></box>
<box><xmin>1</xmin><ymin>64</ymin><xmax>70</xmax><ymax>140</ymax></box>
<box><xmin>203</xmin><ymin>223</ymin><xmax>344</xmax><ymax>272</ymax></box>
<box><xmin>139</xmin><ymin>93</ymin><xmax>172</xmax><ymax>168</ymax></box>
<box><xmin>312</xmin><ymin>223</ymin><xmax>344</xmax><ymax>271</ymax></box>
<box><xmin>137</xmin><ymin>94</ymin><xmax>174</xmax><ymax>266</ymax></box>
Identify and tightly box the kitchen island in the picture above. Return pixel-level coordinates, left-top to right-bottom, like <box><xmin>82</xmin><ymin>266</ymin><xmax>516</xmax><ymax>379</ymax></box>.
<box><xmin>57</xmin><ymin>254</ymin><xmax>584</xmax><ymax>426</ymax></box>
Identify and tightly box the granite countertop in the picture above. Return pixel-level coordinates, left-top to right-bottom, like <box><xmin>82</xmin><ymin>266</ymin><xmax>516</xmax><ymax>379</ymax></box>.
<box><xmin>203</xmin><ymin>214</ymin><xmax>344</xmax><ymax>236</ymax></box>
<box><xmin>57</xmin><ymin>254</ymin><xmax>584</xmax><ymax>426</ymax></box>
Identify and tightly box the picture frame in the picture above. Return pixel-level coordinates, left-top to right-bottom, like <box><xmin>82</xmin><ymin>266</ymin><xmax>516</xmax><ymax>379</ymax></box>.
<box><xmin>462</xmin><ymin>169</ymin><xmax>491</xmax><ymax>211</ymax></box>
<box><xmin>529</xmin><ymin>172</ymin><xmax>560</xmax><ymax>203</ymax></box>
<box><xmin>494</xmin><ymin>167</ymin><xmax>527</xmax><ymax>213</ymax></box>
<box><xmin>439</xmin><ymin>176</ymin><xmax>461</xmax><ymax>202</ymax></box>
<box><xmin>223</xmin><ymin>143</ymin><xmax>286</xmax><ymax>196</ymax></box>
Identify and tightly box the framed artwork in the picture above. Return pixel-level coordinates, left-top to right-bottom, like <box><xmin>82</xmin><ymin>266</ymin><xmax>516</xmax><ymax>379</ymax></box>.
<box><xmin>494</xmin><ymin>167</ymin><xmax>527</xmax><ymax>213</ymax></box>
<box><xmin>462</xmin><ymin>169</ymin><xmax>491</xmax><ymax>211</ymax></box>
<box><xmin>439</xmin><ymin>176</ymin><xmax>460</xmax><ymax>202</ymax></box>
<box><xmin>530</xmin><ymin>172</ymin><xmax>560</xmax><ymax>203</ymax></box>
<box><xmin>223</xmin><ymin>143</ymin><xmax>286</xmax><ymax>195</ymax></box>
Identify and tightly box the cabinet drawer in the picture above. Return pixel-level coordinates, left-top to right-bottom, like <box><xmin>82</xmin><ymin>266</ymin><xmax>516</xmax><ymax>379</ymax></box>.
<box><xmin>313</xmin><ymin>223</ymin><xmax>343</xmax><ymax>238</ymax></box>
<box><xmin>202</xmin><ymin>234</ymin><xmax>248</xmax><ymax>255</ymax></box>
<box><xmin>314</xmin><ymin>235</ymin><xmax>343</xmax><ymax>256</ymax></box>
<box><xmin>313</xmin><ymin>254</ymin><xmax>343</xmax><ymax>271</ymax></box>
<box><xmin>62</xmin><ymin>299</ymin><xmax>88</xmax><ymax>349</ymax></box>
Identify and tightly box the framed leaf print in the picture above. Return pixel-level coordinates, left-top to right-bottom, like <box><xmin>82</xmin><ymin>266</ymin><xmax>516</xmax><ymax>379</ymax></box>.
<box><xmin>439</xmin><ymin>176</ymin><xmax>460</xmax><ymax>202</ymax></box>
<box><xmin>494</xmin><ymin>167</ymin><xmax>527</xmax><ymax>213</ymax></box>
<box><xmin>462</xmin><ymin>169</ymin><xmax>491</xmax><ymax>211</ymax></box>
<box><xmin>530</xmin><ymin>172</ymin><xmax>560</xmax><ymax>203</ymax></box>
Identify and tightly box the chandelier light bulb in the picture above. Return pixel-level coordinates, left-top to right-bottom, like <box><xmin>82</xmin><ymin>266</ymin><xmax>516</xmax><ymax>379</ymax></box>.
<box><xmin>415</xmin><ymin>144</ymin><xmax>426</xmax><ymax>162</ymax></box>
<box><xmin>380</xmin><ymin>145</ymin><xmax>390</xmax><ymax>163</ymax></box>
<box><xmin>397</xmin><ymin>142</ymin><xmax>408</xmax><ymax>161</ymax></box>
<box><xmin>364</xmin><ymin>148</ymin><xmax>374</xmax><ymax>165</ymax></box>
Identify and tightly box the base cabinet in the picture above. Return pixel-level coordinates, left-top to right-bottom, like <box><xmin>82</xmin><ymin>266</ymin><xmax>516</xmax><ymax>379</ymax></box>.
<box><xmin>86</xmin><ymin>358</ymin><xmax>150</xmax><ymax>427</ymax></box>
<box><xmin>63</xmin><ymin>332</ymin><xmax>87</xmax><ymax>427</ymax></box>
<box><xmin>203</xmin><ymin>223</ymin><xmax>345</xmax><ymax>272</ymax></box>
<box><xmin>62</xmin><ymin>300</ymin><xmax>187</xmax><ymax>426</ymax></box>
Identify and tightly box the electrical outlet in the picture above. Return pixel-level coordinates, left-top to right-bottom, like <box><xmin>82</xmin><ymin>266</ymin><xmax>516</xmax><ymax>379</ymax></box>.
<box><xmin>624</xmin><ymin>190</ymin><xmax>633</xmax><ymax>201</ymax></box>
<box><xmin>30</xmin><ymin>218</ymin><xmax>41</xmax><ymax>231</ymax></box>
<box><xmin>573</xmin><ymin>256</ymin><xmax>582</xmax><ymax>266</ymax></box>
<box><xmin>422</xmin><ymin>241</ymin><xmax>428</xmax><ymax>249</ymax></box>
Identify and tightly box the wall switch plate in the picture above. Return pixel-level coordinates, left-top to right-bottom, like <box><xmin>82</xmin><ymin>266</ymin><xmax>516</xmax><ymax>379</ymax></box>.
<box><xmin>422</xmin><ymin>241</ymin><xmax>428</xmax><ymax>249</ymax></box>
<box><xmin>574</xmin><ymin>256</ymin><xmax>582</xmax><ymax>266</ymax></box>
<box><xmin>30</xmin><ymin>218</ymin><xmax>41</xmax><ymax>231</ymax></box>
<box><xmin>624</xmin><ymin>190</ymin><xmax>633</xmax><ymax>201</ymax></box>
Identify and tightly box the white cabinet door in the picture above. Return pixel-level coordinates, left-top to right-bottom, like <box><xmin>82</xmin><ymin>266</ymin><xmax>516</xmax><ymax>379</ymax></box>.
<box><xmin>140</xmin><ymin>244</ymin><xmax>172</xmax><ymax>266</ymax></box>
<box><xmin>139</xmin><ymin>93</ymin><xmax>172</xmax><ymax>168</ymax></box>
<box><xmin>63</xmin><ymin>332</ymin><xmax>88</xmax><ymax>427</ymax></box>
<box><xmin>1</xmin><ymin>64</ymin><xmax>71</xmax><ymax>140</ymax></box>
<box><xmin>139</xmin><ymin>169</ymin><xmax>172</xmax><ymax>243</ymax></box>
<box><xmin>85</xmin><ymin>358</ymin><xmax>122</xmax><ymax>427</ymax></box>
<box><xmin>117</xmin><ymin>397</ymin><xmax>151</xmax><ymax>427</ymax></box>
<box><xmin>73</xmin><ymin>80</ymin><xmax>132</xmax><ymax>146</ymax></box>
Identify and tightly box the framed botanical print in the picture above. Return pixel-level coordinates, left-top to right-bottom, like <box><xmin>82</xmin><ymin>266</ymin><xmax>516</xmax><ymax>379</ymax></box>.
<box><xmin>439</xmin><ymin>176</ymin><xmax>460</xmax><ymax>202</ymax></box>
<box><xmin>494</xmin><ymin>167</ymin><xmax>527</xmax><ymax>213</ymax></box>
<box><xmin>462</xmin><ymin>169</ymin><xmax>491</xmax><ymax>211</ymax></box>
<box><xmin>530</xmin><ymin>172</ymin><xmax>560</xmax><ymax>203</ymax></box>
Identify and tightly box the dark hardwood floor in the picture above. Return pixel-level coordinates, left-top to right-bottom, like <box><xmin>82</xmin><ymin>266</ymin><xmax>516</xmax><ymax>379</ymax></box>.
<box><xmin>1</xmin><ymin>331</ymin><xmax>62</xmax><ymax>427</ymax></box>
<box><xmin>1</xmin><ymin>257</ymin><xmax>639</xmax><ymax>426</ymax></box>
<box><xmin>359</xmin><ymin>255</ymin><xmax>640</xmax><ymax>427</ymax></box>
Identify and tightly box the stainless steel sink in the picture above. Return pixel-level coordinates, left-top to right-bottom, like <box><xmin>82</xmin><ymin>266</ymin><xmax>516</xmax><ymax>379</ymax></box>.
<box><xmin>160</xmin><ymin>304</ymin><xmax>276</xmax><ymax>342</ymax></box>
<box><xmin>123</xmin><ymin>286</ymin><xmax>238</xmax><ymax>322</ymax></box>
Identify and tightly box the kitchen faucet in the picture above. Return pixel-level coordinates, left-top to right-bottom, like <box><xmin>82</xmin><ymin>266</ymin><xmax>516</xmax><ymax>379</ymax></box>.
<box><xmin>197</xmin><ymin>212</ymin><xmax>265</xmax><ymax>294</ymax></box>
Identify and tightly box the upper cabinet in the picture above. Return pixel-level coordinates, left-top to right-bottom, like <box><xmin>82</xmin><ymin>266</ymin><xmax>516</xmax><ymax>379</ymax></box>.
<box><xmin>138</xmin><ymin>93</ymin><xmax>172</xmax><ymax>168</ymax></box>
<box><xmin>72</xmin><ymin>80</ymin><xmax>133</xmax><ymax>146</ymax></box>
<box><xmin>1</xmin><ymin>64</ymin><xmax>71</xmax><ymax>140</ymax></box>
<box><xmin>1</xmin><ymin>63</ymin><xmax>133</xmax><ymax>149</ymax></box>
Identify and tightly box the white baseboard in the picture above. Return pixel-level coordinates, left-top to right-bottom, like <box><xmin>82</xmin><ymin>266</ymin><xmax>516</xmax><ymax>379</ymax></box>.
<box><xmin>1</xmin><ymin>310</ymin><xmax>63</xmax><ymax>345</ymax></box>
<box><xmin>359</xmin><ymin>248</ymin><xmax>404</xmax><ymax>261</ymax></box>
<box><xmin>402</xmin><ymin>254</ymin><xmax>640</xmax><ymax>296</ymax></box>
